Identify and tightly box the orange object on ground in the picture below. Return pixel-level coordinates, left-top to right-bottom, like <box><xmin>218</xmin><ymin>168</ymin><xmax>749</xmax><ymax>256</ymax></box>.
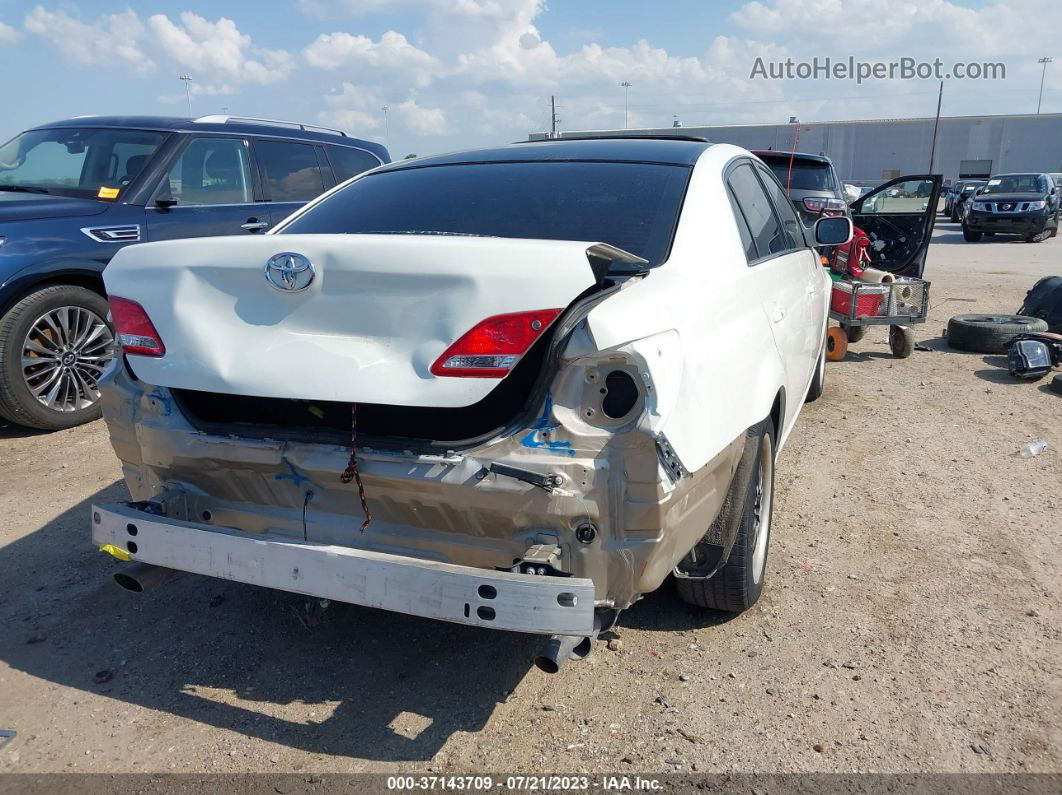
<box><xmin>826</xmin><ymin>326</ymin><xmax>848</xmax><ymax>361</ymax></box>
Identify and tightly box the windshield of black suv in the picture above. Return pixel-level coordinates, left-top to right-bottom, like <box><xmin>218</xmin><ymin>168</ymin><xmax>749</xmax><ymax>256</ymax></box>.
<box><xmin>0</xmin><ymin>127</ymin><xmax>167</xmax><ymax>199</ymax></box>
<box><xmin>762</xmin><ymin>160</ymin><xmax>839</xmax><ymax>193</ymax></box>
<box><xmin>279</xmin><ymin>160</ymin><xmax>692</xmax><ymax>265</ymax></box>
<box><xmin>979</xmin><ymin>174</ymin><xmax>1044</xmax><ymax>195</ymax></box>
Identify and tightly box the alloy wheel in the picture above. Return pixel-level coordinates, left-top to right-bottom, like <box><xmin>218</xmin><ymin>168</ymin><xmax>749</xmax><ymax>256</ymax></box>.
<box><xmin>21</xmin><ymin>305</ymin><xmax>115</xmax><ymax>413</ymax></box>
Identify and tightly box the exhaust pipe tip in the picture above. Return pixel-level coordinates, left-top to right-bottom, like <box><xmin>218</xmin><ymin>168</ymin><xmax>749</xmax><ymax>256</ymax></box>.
<box><xmin>113</xmin><ymin>562</ymin><xmax>178</xmax><ymax>593</ymax></box>
<box><xmin>533</xmin><ymin>634</ymin><xmax>593</xmax><ymax>674</ymax></box>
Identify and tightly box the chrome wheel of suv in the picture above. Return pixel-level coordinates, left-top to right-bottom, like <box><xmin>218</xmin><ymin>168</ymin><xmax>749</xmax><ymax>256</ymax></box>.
<box><xmin>22</xmin><ymin>306</ymin><xmax>114</xmax><ymax>412</ymax></box>
<box><xmin>0</xmin><ymin>285</ymin><xmax>115</xmax><ymax>430</ymax></box>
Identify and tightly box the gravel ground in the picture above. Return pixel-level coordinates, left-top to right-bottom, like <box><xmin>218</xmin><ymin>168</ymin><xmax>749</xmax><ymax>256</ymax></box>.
<box><xmin>0</xmin><ymin>224</ymin><xmax>1059</xmax><ymax>775</ymax></box>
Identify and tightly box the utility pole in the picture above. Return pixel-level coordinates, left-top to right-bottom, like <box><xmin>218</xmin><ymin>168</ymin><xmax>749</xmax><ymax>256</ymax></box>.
<box><xmin>1038</xmin><ymin>57</ymin><xmax>1054</xmax><ymax>114</ymax></box>
<box><xmin>550</xmin><ymin>95</ymin><xmax>558</xmax><ymax>137</ymax></box>
<box><xmin>928</xmin><ymin>80</ymin><xmax>943</xmax><ymax>174</ymax></box>
<box><xmin>619</xmin><ymin>81</ymin><xmax>632</xmax><ymax>129</ymax></box>
<box><xmin>381</xmin><ymin>105</ymin><xmax>389</xmax><ymax>142</ymax></box>
<box><xmin>178</xmin><ymin>74</ymin><xmax>193</xmax><ymax>117</ymax></box>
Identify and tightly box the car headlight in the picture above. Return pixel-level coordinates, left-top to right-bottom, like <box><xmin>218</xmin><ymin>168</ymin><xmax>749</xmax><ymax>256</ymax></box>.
<box><xmin>972</xmin><ymin>201</ymin><xmax>988</xmax><ymax>210</ymax></box>
<box><xmin>1027</xmin><ymin>200</ymin><xmax>1046</xmax><ymax>211</ymax></box>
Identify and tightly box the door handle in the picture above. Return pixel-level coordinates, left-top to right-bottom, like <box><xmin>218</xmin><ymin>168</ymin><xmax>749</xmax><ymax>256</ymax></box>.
<box><xmin>768</xmin><ymin>303</ymin><xmax>786</xmax><ymax>323</ymax></box>
<box><xmin>241</xmin><ymin>219</ymin><xmax>270</xmax><ymax>232</ymax></box>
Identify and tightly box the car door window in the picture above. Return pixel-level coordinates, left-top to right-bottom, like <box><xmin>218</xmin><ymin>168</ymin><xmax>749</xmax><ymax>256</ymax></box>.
<box><xmin>255</xmin><ymin>139</ymin><xmax>325</xmax><ymax>202</ymax></box>
<box><xmin>727</xmin><ymin>163</ymin><xmax>786</xmax><ymax>261</ymax></box>
<box><xmin>754</xmin><ymin>165</ymin><xmax>805</xmax><ymax>250</ymax></box>
<box><xmin>158</xmin><ymin>137</ymin><xmax>253</xmax><ymax>205</ymax></box>
<box><xmin>327</xmin><ymin>145</ymin><xmax>382</xmax><ymax>182</ymax></box>
<box><xmin>858</xmin><ymin>178</ymin><xmax>936</xmax><ymax>214</ymax></box>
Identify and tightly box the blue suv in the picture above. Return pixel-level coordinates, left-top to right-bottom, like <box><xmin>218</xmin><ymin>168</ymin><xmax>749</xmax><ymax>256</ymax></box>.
<box><xmin>0</xmin><ymin>115</ymin><xmax>389</xmax><ymax>429</ymax></box>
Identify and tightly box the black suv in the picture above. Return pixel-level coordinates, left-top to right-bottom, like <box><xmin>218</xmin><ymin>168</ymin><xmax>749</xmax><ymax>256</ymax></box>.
<box><xmin>753</xmin><ymin>150</ymin><xmax>847</xmax><ymax>227</ymax></box>
<box><xmin>0</xmin><ymin>115</ymin><xmax>389</xmax><ymax>429</ymax></box>
<box><xmin>962</xmin><ymin>172</ymin><xmax>1060</xmax><ymax>243</ymax></box>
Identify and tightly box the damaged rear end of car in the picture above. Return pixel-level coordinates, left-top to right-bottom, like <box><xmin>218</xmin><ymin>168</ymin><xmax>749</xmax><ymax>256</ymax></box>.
<box><xmin>92</xmin><ymin>145</ymin><xmax>767</xmax><ymax>671</ymax></box>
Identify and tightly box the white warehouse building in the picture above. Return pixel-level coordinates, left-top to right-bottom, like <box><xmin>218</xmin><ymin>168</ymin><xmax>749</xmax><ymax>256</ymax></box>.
<box><xmin>530</xmin><ymin>113</ymin><xmax>1062</xmax><ymax>184</ymax></box>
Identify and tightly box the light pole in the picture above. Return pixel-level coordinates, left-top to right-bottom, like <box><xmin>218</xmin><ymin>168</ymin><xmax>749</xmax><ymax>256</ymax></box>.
<box><xmin>179</xmin><ymin>74</ymin><xmax>193</xmax><ymax>117</ymax></box>
<box><xmin>1037</xmin><ymin>56</ymin><xmax>1053</xmax><ymax>114</ymax></box>
<box><xmin>381</xmin><ymin>105</ymin><xmax>389</xmax><ymax>142</ymax></box>
<box><xmin>619</xmin><ymin>81</ymin><xmax>632</xmax><ymax>129</ymax></box>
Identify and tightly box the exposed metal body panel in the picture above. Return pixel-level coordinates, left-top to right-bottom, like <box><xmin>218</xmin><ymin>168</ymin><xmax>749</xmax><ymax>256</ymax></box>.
<box><xmin>533</xmin><ymin>113</ymin><xmax>1062</xmax><ymax>183</ymax></box>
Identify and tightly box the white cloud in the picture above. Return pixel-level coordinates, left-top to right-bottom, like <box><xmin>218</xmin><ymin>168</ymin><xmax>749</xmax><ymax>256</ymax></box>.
<box><xmin>23</xmin><ymin>6</ymin><xmax>292</xmax><ymax>93</ymax></box>
<box><xmin>0</xmin><ymin>20</ymin><xmax>21</xmax><ymax>44</ymax></box>
<box><xmin>303</xmin><ymin>30</ymin><xmax>439</xmax><ymax>87</ymax></box>
<box><xmin>23</xmin><ymin>6</ymin><xmax>152</xmax><ymax>71</ymax></box>
<box><xmin>147</xmin><ymin>12</ymin><xmax>293</xmax><ymax>85</ymax></box>
<box><xmin>322</xmin><ymin>82</ymin><xmax>449</xmax><ymax>137</ymax></box>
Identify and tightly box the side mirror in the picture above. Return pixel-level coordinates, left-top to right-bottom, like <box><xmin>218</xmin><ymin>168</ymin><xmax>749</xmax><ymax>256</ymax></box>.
<box><xmin>814</xmin><ymin>215</ymin><xmax>853</xmax><ymax>247</ymax></box>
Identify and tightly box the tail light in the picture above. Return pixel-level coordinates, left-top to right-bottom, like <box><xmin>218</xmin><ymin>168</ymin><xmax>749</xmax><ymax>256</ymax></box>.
<box><xmin>803</xmin><ymin>197</ymin><xmax>847</xmax><ymax>214</ymax></box>
<box><xmin>431</xmin><ymin>309</ymin><xmax>561</xmax><ymax>377</ymax></box>
<box><xmin>108</xmin><ymin>296</ymin><xmax>165</xmax><ymax>356</ymax></box>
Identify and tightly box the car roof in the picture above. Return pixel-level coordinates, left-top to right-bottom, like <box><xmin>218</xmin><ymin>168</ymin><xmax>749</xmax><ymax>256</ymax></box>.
<box><xmin>752</xmin><ymin>150</ymin><xmax>834</xmax><ymax>166</ymax></box>
<box><xmin>375</xmin><ymin>138</ymin><xmax>714</xmax><ymax>171</ymax></box>
<box><xmin>989</xmin><ymin>172</ymin><xmax>1046</xmax><ymax>178</ymax></box>
<box><xmin>26</xmin><ymin>115</ymin><xmax>389</xmax><ymax>162</ymax></box>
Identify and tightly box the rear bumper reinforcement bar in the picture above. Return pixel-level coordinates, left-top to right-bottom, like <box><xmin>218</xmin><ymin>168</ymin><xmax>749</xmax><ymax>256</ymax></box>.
<box><xmin>91</xmin><ymin>502</ymin><xmax>596</xmax><ymax>636</ymax></box>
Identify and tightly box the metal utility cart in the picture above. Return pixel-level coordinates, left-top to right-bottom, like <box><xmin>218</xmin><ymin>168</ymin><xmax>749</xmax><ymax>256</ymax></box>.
<box><xmin>827</xmin><ymin>276</ymin><xmax>930</xmax><ymax>360</ymax></box>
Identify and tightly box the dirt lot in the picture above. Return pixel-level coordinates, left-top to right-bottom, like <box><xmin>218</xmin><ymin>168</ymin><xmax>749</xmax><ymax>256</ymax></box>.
<box><xmin>0</xmin><ymin>224</ymin><xmax>1059</xmax><ymax>776</ymax></box>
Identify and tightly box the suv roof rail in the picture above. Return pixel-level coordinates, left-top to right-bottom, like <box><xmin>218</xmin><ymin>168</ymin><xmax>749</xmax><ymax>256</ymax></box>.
<box><xmin>193</xmin><ymin>115</ymin><xmax>348</xmax><ymax>137</ymax></box>
<box><xmin>521</xmin><ymin>134</ymin><xmax>711</xmax><ymax>144</ymax></box>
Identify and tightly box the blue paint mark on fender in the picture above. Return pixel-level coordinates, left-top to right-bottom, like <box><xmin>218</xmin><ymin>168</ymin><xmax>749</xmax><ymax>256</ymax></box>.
<box><xmin>275</xmin><ymin>459</ymin><xmax>319</xmax><ymax>488</ymax></box>
<box><xmin>520</xmin><ymin>393</ymin><xmax>577</xmax><ymax>457</ymax></box>
<box><xmin>146</xmin><ymin>388</ymin><xmax>173</xmax><ymax>416</ymax></box>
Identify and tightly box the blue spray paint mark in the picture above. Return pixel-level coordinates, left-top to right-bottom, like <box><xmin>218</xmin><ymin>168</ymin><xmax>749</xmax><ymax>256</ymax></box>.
<box><xmin>275</xmin><ymin>458</ymin><xmax>319</xmax><ymax>488</ymax></box>
<box><xmin>146</xmin><ymin>388</ymin><xmax>173</xmax><ymax>416</ymax></box>
<box><xmin>520</xmin><ymin>393</ymin><xmax>577</xmax><ymax>457</ymax></box>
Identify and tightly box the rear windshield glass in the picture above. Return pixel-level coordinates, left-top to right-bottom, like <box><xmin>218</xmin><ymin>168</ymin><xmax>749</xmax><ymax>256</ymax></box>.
<box><xmin>279</xmin><ymin>160</ymin><xmax>691</xmax><ymax>265</ymax></box>
<box><xmin>763</xmin><ymin>160</ymin><xmax>836</xmax><ymax>193</ymax></box>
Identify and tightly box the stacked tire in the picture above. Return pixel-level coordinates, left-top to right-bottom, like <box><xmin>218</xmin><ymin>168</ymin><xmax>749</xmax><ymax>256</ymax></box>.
<box><xmin>946</xmin><ymin>314</ymin><xmax>1049</xmax><ymax>354</ymax></box>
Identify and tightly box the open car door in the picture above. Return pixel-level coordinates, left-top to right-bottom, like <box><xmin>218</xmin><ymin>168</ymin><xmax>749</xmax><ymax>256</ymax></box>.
<box><xmin>849</xmin><ymin>175</ymin><xmax>942</xmax><ymax>277</ymax></box>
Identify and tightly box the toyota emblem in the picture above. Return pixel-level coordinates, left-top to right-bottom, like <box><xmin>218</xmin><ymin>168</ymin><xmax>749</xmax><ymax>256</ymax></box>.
<box><xmin>264</xmin><ymin>252</ymin><xmax>315</xmax><ymax>292</ymax></box>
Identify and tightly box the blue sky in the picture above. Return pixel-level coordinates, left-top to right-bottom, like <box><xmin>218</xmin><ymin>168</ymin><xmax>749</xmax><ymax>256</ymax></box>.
<box><xmin>0</xmin><ymin>0</ymin><xmax>1056</xmax><ymax>158</ymax></box>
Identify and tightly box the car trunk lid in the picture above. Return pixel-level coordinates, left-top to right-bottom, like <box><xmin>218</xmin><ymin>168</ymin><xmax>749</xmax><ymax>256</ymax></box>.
<box><xmin>103</xmin><ymin>234</ymin><xmax>610</xmax><ymax>408</ymax></box>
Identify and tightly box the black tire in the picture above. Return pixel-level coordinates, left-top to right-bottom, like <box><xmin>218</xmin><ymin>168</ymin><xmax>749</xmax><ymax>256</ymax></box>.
<box><xmin>963</xmin><ymin>225</ymin><xmax>983</xmax><ymax>242</ymax></box>
<box><xmin>0</xmin><ymin>285</ymin><xmax>115</xmax><ymax>430</ymax></box>
<box><xmin>1050</xmin><ymin>374</ymin><xmax>1062</xmax><ymax>395</ymax></box>
<box><xmin>805</xmin><ymin>339</ymin><xmax>826</xmax><ymax>402</ymax></box>
<box><xmin>946</xmin><ymin>314</ymin><xmax>1049</xmax><ymax>354</ymax></box>
<box><xmin>950</xmin><ymin>207</ymin><xmax>959</xmax><ymax>223</ymax></box>
<box><xmin>889</xmin><ymin>325</ymin><xmax>914</xmax><ymax>358</ymax></box>
<box><xmin>676</xmin><ymin>417</ymin><xmax>775</xmax><ymax>613</ymax></box>
<box><xmin>844</xmin><ymin>324</ymin><xmax>867</xmax><ymax>343</ymax></box>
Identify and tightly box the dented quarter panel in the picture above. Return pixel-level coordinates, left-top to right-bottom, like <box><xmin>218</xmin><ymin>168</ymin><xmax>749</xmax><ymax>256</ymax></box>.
<box><xmin>583</xmin><ymin>145</ymin><xmax>796</xmax><ymax>474</ymax></box>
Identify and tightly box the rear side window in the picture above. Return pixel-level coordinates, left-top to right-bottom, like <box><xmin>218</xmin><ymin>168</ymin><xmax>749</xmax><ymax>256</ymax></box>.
<box><xmin>159</xmin><ymin>137</ymin><xmax>253</xmax><ymax>205</ymax></box>
<box><xmin>726</xmin><ymin>188</ymin><xmax>757</xmax><ymax>262</ymax></box>
<box><xmin>727</xmin><ymin>163</ymin><xmax>786</xmax><ymax>261</ymax></box>
<box><xmin>279</xmin><ymin>161</ymin><xmax>691</xmax><ymax>266</ymax></box>
<box><xmin>255</xmin><ymin>139</ymin><xmax>325</xmax><ymax>201</ymax></box>
<box><xmin>755</xmin><ymin>165</ymin><xmax>805</xmax><ymax>250</ymax></box>
<box><xmin>327</xmin><ymin>145</ymin><xmax>382</xmax><ymax>182</ymax></box>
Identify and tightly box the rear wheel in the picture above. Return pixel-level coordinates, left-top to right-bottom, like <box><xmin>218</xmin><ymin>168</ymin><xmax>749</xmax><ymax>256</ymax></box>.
<box><xmin>0</xmin><ymin>285</ymin><xmax>115</xmax><ymax>430</ymax></box>
<box><xmin>676</xmin><ymin>418</ymin><xmax>775</xmax><ymax>613</ymax></box>
<box><xmin>805</xmin><ymin>338</ymin><xmax>826</xmax><ymax>402</ymax></box>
